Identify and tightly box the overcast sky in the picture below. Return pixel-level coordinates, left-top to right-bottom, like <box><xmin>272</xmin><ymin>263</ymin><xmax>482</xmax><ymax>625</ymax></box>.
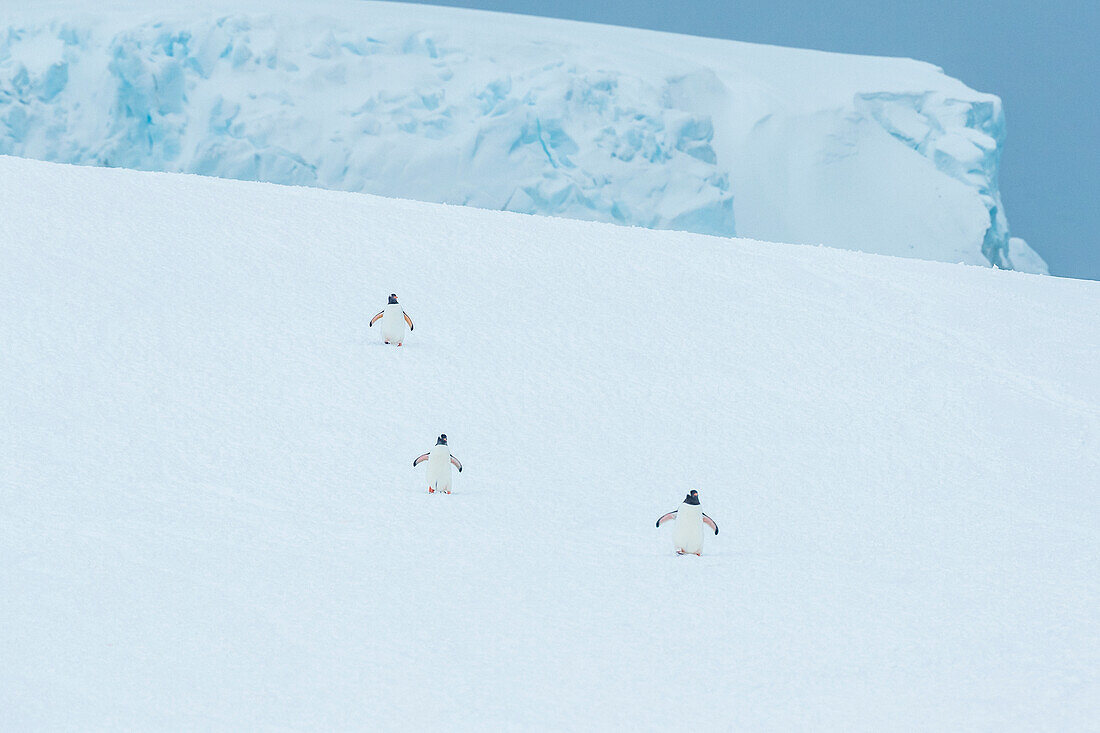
<box><xmin>394</xmin><ymin>0</ymin><xmax>1099</xmax><ymax>279</ymax></box>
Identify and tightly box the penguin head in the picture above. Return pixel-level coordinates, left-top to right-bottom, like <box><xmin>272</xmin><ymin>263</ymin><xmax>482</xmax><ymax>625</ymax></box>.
<box><xmin>388</xmin><ymin>293</ymin><xmax>399</xmax><ymax>304</ymax></box>
<box><xmin>684</xmin><ymin>490</ymin><xmax>700</xmax><ymax>505</ymax></box>
<box><xmin>436</xmin><ymin>434</ymin><xmax>448</xmax><ymax>445</ymax></box>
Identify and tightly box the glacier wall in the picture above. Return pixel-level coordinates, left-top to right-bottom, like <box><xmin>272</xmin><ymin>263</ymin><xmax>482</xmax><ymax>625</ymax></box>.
<box><xmin>855</xmin><ymin>91</ymin><xmax>1014</xmax><ymax>269</ymax></box>
<box><xmin>0</xmin><ymin>13</ymin><xmax>731</xmax><ymax>236</ymax></box>
<box><xmin>0</xmin><ymin>2</ymin><xmax>1044</xmax><ymax>272</ymax></box>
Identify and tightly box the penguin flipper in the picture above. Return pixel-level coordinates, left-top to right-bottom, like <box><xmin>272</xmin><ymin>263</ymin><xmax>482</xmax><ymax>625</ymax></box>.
<box><xmin>655</xmin><ymin>511</ymin><xmax>677</xmax><ymax>528</ymax></box>
<box><xmin>412</xmin><ymin>453</ymin><xmax>430</xmax><ymax>467</ymax></box>
<box><xmin>702</xmin><ymin>513</ymin><xmax>719</xmax><ymax>535</ymax></box>
<box><xmin>403</xmin><ymin>312</ymin><xmax>414</xmax><ymax>331</ymax></box>
<box><xmin>450</xmin><ymin>455</ymin><xmax>463</xmax><ymax>472</ymax></box>
<box><xmin>369</xmin><ymin>311</ymin><xmax>384</xmax><ymax>327</ymax></box>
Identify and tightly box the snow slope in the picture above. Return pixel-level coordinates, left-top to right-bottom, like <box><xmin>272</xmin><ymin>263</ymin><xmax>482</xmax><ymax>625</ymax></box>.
<box><xmin>0</xmin><ymin>0</ymin><xmax>1045</xmax><ymax>272</ymax></box>
<box><xmin>1</xmin><ymin>156</ymin><xmax>1096</xmax><ymax>730</ymax></box>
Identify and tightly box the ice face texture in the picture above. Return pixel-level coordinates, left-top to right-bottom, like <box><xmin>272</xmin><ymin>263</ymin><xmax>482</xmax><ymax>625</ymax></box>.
<box><xmin>0</xmin><ymin>1</ymin><xmax>1045</xmax><ymax>272</ymax></box>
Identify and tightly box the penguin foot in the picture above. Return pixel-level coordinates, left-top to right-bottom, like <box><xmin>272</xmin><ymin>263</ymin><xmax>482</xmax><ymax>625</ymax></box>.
<box><xmin>443</xmin><ymin>489</ymin><xmax>451</xmax><ymax>494</ymax></box>
<box><xmin>428</xmin><ymin>487</ymin><xmax>435</xmax><ymax>493</ymax></box>
<box><xmin>694</xmin><ymin>552</ymin><xmax>701</xmax><ymax>556</ymax></box>
<box><xmin>396</xmin><ymin>342</ymin><xmax>402</xmax><ymax>347</ymax></box>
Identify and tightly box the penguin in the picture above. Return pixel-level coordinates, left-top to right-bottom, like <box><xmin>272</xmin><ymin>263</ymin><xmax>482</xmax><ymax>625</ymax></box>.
<box><xmin>655</xmin><ymin>490</ymin><xmax>718</xmax><ymax>556</ymax></box>
<box><xmin>369</xmin><ymin>293</ymin><xmax>414</xmax><ymax>346</ymax></box>
<box><xmin>412</xmin><ymin>434</ymin><xmax>463</xmax><ymax>494</ymax></box>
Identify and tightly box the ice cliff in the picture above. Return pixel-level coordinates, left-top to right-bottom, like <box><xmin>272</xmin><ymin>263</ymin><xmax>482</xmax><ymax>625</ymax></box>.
<box><xmin>0</xmin><ymin>0</ymin><xmax>1045</xmax><ymax>272</ymax></box>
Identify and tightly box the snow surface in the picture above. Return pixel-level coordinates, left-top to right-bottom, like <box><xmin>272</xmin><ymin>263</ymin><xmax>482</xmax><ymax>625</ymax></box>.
<box><xmin>0</xmin><ymin>0</ymin><xmax>1045</xmax><ymax>273</ymax></box>
<box><xmin>1</xmin><ymin>155</ymin><xmax>1096</xmax><ymax>730</ymax></box>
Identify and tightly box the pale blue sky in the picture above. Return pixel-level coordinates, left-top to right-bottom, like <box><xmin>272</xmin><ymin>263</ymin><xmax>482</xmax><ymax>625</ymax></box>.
<box><xmin>398</xmin><ymin>0</ymin><xmax>1099</xmax><ymax>279</ymax></box>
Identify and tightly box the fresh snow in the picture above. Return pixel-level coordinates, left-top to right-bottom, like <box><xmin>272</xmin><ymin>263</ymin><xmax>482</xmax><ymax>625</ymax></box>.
<box><xmin>0</xmin><ymin>0</ymin><xmax>1045</xmax><ymax>273</ymax></box>
<box><xmin>1</xmin><ymin>156</ymin><xmax>1096</xmax><ymax>729</ymax></box>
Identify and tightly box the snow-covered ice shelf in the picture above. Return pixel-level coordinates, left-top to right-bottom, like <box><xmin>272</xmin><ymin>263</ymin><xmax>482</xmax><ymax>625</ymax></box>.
<box><xmin>1</xmin><ymin>155</ymin><xmax>1095</xmax><ymax>729</ymax></box>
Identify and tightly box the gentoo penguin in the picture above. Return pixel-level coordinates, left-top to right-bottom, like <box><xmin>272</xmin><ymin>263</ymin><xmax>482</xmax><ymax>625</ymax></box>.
<box><xmin>655</xmin><ymin>490</ymin><xmax>718</xmax><ymax>556</ymax></box>
<box><xmin>369</xmin><ymin>293</ymin><xmax>414</xmax><ymax>346</ymax></box>
<box><xmin>413</xmin><ymin>434</ymin><xmax>463</xmax><ymax>494</ymax></box>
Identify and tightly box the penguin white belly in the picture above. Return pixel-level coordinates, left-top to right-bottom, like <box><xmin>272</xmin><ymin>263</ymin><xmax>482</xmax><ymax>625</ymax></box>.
<box><xmin>381</xmin><ymin>304</ymin><xmax>406</xmax><ymax>343</ymax></box>
<box><xmin>674</xmin><ymin>504</ymin><xmax>705</xmax><ymax>554</ymax></box>
<box><xmin>426</xmin><ymin>445</ymin><xmax>452</xmax><ymax>492</ymax></box>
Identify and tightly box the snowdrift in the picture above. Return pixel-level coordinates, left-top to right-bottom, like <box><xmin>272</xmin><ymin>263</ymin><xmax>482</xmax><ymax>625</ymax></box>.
<box><xmin>1</xmin><ymin>156</ymin><xmax>1096</xmax><ymax>729</ymax></box>
<box><xmin>0</xmin><ymin>0</ymin><xmax>1045</xmax><ymax>272</ymax></box>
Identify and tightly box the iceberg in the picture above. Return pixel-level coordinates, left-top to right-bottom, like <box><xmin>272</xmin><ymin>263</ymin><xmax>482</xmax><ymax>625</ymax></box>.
<box><xmin>0</xmin><ymin>0</ymin><xmax>1045</xmax><ymax>272</ymax></box>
